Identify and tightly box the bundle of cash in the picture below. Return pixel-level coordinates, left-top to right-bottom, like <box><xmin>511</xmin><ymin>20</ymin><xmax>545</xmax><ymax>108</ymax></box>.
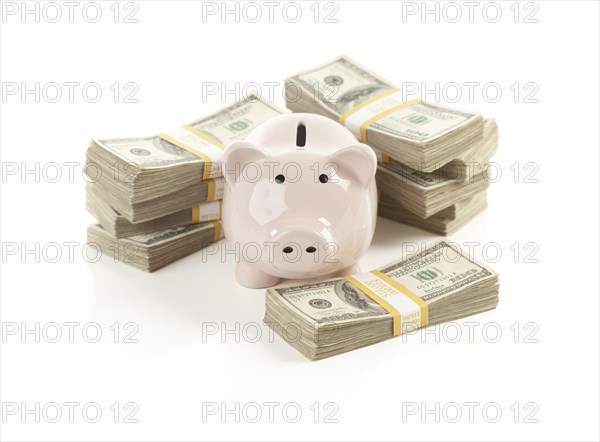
<box><xmin>376</xmin><ymin>119</ymin><xmax>497</xmax><ymax>232</ymax></box>
<box><xmin>87</xmin><ymin>176</ymin><xmax>224</xmax><ymax>226</ymax></box>
<box><xmin>379</xmin><ymin>191</ymin><xmax>487</xmax><ymax>236</ymax></box>
<box><xmin>84</xmin><ymin>96</ymin><xmax>286</xmax><ymax>271</ymax></box>
<box><xmin>370</xmin><ymin>119</ymin><xmax>496</xmax><ymax>218</ymax></box>
<box><xmin>377</xmin><ymin>118</ymin><xmax>499</xmax><ymax>183</ymax></box>
<box><xmin>265</xmin><ymin>241</ymin><xmax>499</xmax><ymax>360</ymax></box>
<box><xmin>85</xmin><ymin>94</ymin><xmax>285</xmax><ymax>223</ymax></box>
<box><xmin>285</xmin><ymin>56</ymin><xmax>484</xmax><ymax>172</ymax></box>
<box><xmin>86</xmin><ymin>183</ymin><xmax>222</xmax><ymax>239</ymax></box>
<box><xmin>377</xmin><ymin>165</ymin><xmax>489</xmax><ymax>220</ymax></box>
<box><xmin>87</xmin><ymin>222</ymin><xmax>222</xmax><ymax>272</ymax></box>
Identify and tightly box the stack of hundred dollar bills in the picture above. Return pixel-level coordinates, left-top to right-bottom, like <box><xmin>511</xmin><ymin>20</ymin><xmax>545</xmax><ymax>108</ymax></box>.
<box><xmin>286</xmin><ymin>56</ymin><xmax>499</xmax><ymax>235</ymax></box>
<box><xmin>85</xmin><ymin>95</ymin><xmax>285</xmax><ymax>271</ymax></box>
<box><xmin>265</xmin><ymin>241</ymin><xmax>499</xmax><ymax>360</ymax></box>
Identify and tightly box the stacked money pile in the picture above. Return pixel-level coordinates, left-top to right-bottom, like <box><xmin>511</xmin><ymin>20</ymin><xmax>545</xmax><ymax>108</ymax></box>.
<box><xmin>265</xmin><ymin>241</ymin><xmax>499</xmax><ymax>360</ymax></box>
<box><xmin>85</xmin><ymin>95</ymin><xmax>285</xmax><ymax>271</ymax></box>
<box><xmin>286</xmin><ymin>56</ymin><xmax>498</xmax><ymax>235</ymax></box>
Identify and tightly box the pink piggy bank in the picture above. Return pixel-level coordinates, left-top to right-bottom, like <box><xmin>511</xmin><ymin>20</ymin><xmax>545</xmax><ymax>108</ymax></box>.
<box><xmin>222</xmin><ymin>113</ymin><xmax>377</xmax><ymax>289</ymax></box>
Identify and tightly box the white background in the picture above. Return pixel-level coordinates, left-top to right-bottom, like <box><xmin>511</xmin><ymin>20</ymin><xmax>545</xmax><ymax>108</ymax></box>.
<box><xmin>1</xmin><ymin>1</ymin><xmax>599</xmax><ymax>441</ymax></box>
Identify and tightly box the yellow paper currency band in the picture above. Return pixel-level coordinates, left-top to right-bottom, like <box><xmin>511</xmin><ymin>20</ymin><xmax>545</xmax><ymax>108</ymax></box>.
<box><xmin>339</xmin><ymin>88</ymin><xmax>401</xmax><ymax>125</ymax></box>
<box><xmin>210</xmin><ymin>220</ymin><xmax>222</xmax><ymax>242</ymax></box>
<box><xmin>358</xmin><ymin>98</ymin><xmax>422</xmax><ymax>142</ymax></box>
<box><xmin>219</xmin><ymin>200</ymin><xmax>223</xmax><ymax>217</ymax></box>
<box><xmin>181</xmin><ymin>125</ymin><xmax>224</xmax><ymax>150</ymax></box>
<box><xmin>191</xmin><ymin>204</ymin><xmax>201</xmax><ymax>224</ymax></box>
<box><xmin>380</xmin><ymin>153</ymin><xmax>390</xmax><ymax>163</ymax></box>
<box><xmin>344</xmin><ymin>275</ymin><xmax>402</xmax><ymax>336</ymax></box>
<box><xmin>206</xmin><ymin>179</ymin><xmax>217</xmax><ymax>201</ymax></box>
<box><xmin>156</xmin><ymin>132</ymin><xmax>214</xmax><ymax>180</ymax></box>
<box><xmin>371</xmin><ymin>270</ymin><xmax>429</xmax><ymax>326</ymax></box>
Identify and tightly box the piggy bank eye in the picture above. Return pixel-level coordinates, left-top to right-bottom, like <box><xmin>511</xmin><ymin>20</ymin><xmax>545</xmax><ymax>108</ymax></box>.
<box><xmin>319</xmin><ymin>174</ymin><xmax>329</xmax><ymax>183</ymax></box>
<box><xmin>275</xmin><ymin>174</ymin><xmax>285</xmax><ymax>184</ymax></box>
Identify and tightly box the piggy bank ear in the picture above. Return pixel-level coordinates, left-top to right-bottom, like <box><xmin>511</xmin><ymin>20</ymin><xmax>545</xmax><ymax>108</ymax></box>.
<box><xmin>223</xmin><ymin>141</ymin><xmax>266</xmax><ymax>186</ymax></box>
<box><xmin>328</xmin><ymin>143</ymin><xmax>377</xmax><ymax>187</ymax></box>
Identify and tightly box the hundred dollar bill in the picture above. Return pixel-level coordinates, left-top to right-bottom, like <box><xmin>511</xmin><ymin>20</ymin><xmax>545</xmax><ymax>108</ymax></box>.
<box><xmin>85</xmin><ymin>95</ymin><xmax>286</xmax><ymax>222</ymax></box>
<box><xmin>378</xmin><ymin>190</ymin><xmax>488</xmax><ymax>236</ymax></box>
<box><xmin>377</xmin><ymin>118</ymin><xmax>499</xmax><ymax>181</ymax></box>
<box><xmin>86</xmin><ymin>182</ymin><xmax>222</xmax><ymax>239</ymax></box>
<box><xmin>87</xmin><ymin>221</ymin><xmax>223</xmax><ymax>272</ymax></box>
<box><xmin>375</xmin><ymin>118</ymin><xmax>497</xmax><ymax>218</ymax></box>
<box><xmin>286</xmin><ymin>56</ymin><xmax>484</xmax><ymax>172</ymax></box>
<box><xmin>90</xmin><ymin>94</ymin><xmax>284</xmax><ymax>172</ymax></box>
<box><xmin>265</xmin><ymin>241</ymin><xmax>499</xmax><ymax>360</ymax></box>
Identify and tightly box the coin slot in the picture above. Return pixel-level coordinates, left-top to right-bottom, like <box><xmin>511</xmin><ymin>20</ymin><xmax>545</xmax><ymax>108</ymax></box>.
<box><xmin>296</xmin><ymin>123</ymin><xmax>306</xmax><ymax>147</ymax></box>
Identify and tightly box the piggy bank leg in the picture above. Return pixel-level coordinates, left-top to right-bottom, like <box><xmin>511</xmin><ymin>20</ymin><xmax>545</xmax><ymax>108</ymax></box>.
<box><xmin>332</xmin><ymin>263</ymin><xmax>361</xmax><ymax>278</ymax></box>
<box><xmin>235</xmin><ymin>262</ymin><xmax>280</xmax><ymax>289</ymax></box>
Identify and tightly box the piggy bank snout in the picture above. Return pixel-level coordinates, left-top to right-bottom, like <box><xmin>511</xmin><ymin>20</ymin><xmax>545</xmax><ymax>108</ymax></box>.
<box><xmin>270</xmin><ymin>226</ymin><xmax>333</xmax><ymax>273</ymax></box>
